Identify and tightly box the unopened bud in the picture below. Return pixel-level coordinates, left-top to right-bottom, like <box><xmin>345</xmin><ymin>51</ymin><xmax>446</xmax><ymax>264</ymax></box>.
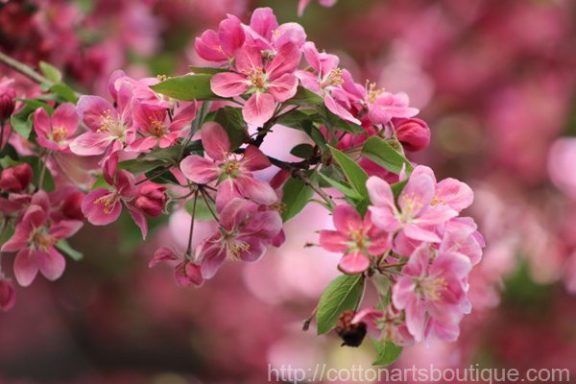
<box><xmin>0</xmin><ymin>163</ymin><xmax>33</xmax><ymax>192</ymax></box>
<box><xmin>393</xmin><ymin>118</ymin><xmax>431</xmax><ymax>152</ymax></box>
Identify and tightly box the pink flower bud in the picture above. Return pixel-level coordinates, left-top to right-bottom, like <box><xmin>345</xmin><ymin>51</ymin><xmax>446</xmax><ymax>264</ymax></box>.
<box><xmin>0</xmin><ymin>79</ymin><xmax>16</xmax><ymax>121</ymax></box>
<box><xmin>0</xmin><ymin>163</ymin><xmax>33</xmax><ymax>192</ymax></box>
<box><xmin>0</xmin><ymin>279</ymin><xmax>15</xmax><ymax>312</ymax></box>
<box><xmin>61</xmin><ymin>191</ymin><xmax>85</xmax><ymax>221</ymax></box>
<box><xmin>134</xmin><ymin>182</ymin><xmax>167</xmax><ymax>217</ymax></box>
<box><xmin>393</xmin><ymin>118</ymin><xmax>431</xmax><ymax>152</ymax></box>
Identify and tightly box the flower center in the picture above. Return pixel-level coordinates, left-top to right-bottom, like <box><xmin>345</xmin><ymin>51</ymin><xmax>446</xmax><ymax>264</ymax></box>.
<box><xmin>221</xmin><ymin>159</ymin><xmax>241</xmax><ymax>177</ymax></box>
<box><xmin>150</xmin><ymin>119</ymin><xmax>166</xmax><ymax>137</ymax></box>
<box><xmin>322</xmin><ymin>68</ymin><xmax>344</xmax><ymax>88</ymax></box>
<box><xmin>51</xmin><ymin>126</ymin><xmax>68</xmax><ymax>143</ymax></box>
<box><xmin>415</xmin><ymin>277</ymin><xmax>447</xmax><ymax>302</ymax></box>
<box><xmin>248</xmin><ymin>68</ymin><xmax>267</xmax><ymax>91</ymax></box>
<box><xmin>366</xmin><ymin>82</ymin><xmax>384</xmax><ymax>104</ymax></box>
<box><xmin>94</xmin><ymin>192</ymin><xmax>119</xmax><ymax>214</ymax></box>
<box><xmin>30</xmin><ymin>229</ymin><xmax>55</xmax><ymax>251</ymax></box>
<box><xmin>98</xmin><ymin>111</ymin><xmax>125</xmax><ymax>140</ymax></box>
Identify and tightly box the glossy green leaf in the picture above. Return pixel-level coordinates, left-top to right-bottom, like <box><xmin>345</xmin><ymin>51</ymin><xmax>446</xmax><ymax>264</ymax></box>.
<box><xmin>361</xmin><ymin>136</ymin><xmax>413</xmax><ymax>175</ymax></box>
<box><xmin>282</xmin><ymin>176</ymin><xmax>314</xmax><ymax>222</ymax></box>
<box><xmin>290</xmin><ymin>143</ymin><xmax>315</xmax><ymax>159</ymax></box>
<box><xmin>39</xmin><ymin>61</ymin><xmax>62</xmax><ymax>83</ymax></box>
<box><xmin>151</xmin><ymin>74</ymin><xmax>220</xmax><ymax>101</ymax></box>
<box><xmin>372</xmin><ymin>340</ymin><xmax>403</xmax><ymax>366</ymax></box>
<box><xmin>316</xmin><ymin>274</ymin><xmax>365</xmax><ymax>334</ymax></box>
<box><xmin>328</xmin><ymin>146</ymin><xmax>368</xmax><ymax>199</ymax></box>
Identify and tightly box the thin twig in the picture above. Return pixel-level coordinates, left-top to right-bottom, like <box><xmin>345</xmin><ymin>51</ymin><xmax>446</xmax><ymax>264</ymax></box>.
<box><xmin>0</xmin><ymin>51</ymin><xmax>53</xmax><ymax>86</ymax></box>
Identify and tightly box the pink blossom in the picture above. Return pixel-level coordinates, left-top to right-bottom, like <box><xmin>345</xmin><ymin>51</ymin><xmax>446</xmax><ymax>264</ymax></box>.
<box><xmin>352</xmin><ymin>306</ymin><xmax>414</xmax><ymax>347</ymax></box>
<box><xmin>0</xmin><ymin>163</ymin><xmax>32</xmax><ymax>192</ymax></box>
<box><xmin>197</xmin><ymin>198</ymin><xmax>283</xmax><ymax>279</ymax></box>
<box><xmin>0</xmin><ymin>77</ymin><xmax>16</xmax><ymax>121</ymax></box>
<box><xmin>134</xmin><ymin>181</ymin><xmax>167</xmax><ymax>217</ymax></box>
<box><xmin>244</xmin><ymin>7</ymin><xmax>306</xmax><ymax>50</ymax></box>
<box><xmin>0</xmin><ymin>278</ymin><xmax>16</xmax><ymax>311</ymax></box>
<box><xmin>392</xmin><ymin>244</ymin><xmax>472</xmax><ymax>342</ymax></box>
<box><xmin>128</xmin><ymin>101</ymin><xmax>196</xmax><ymax>152</ymax></box>
<box><xmin>180</xmin><ymin>122</ymin><xmax>277</xmax><ymax>206</ymax></box>
<box><xmin>33</xmin><ymin>103</ymin><xmax>79</xmax><ymax>152</ymax></box>
<box><xmin>210</xmin><ymin>43</ymin><xmax>301</xmax><ymax>126</ymax></box>
<box><xmin>70</xmin><ymin>83</ymin><xmax>135</xmax><ymax>157</ymax></box>
<box><xmin>297</xmin><ymin>0</ymin><xmax>337</xmax><ymax>17</ymax></box>
<box><xmin>297</xmin><ymin>42</ymin><xmax>360</xmax><ymax>124</ymax></box>
<box><xmin>195</xmin><ymin>15</ymin><xmax>245</xmax><ymax>63</ymax></box>
<box><xmin>0</xmin><ymin>192</ymin><xmax>83</xmax><ymax>287</ymax></box>
<box><xmin>81</xmin><ymin>156</ymin><xmax>148</xmax><ymax>239</ymax></box>
<box><xmin>367</xmin><ymin>166</ymin><xmax>459</xmax><ymax>243</ymax></box>
<box><xmin>318</xmin><ymin>204</ymin><xmax>390</xmax><ymax>274</ymax></box>
<box><xmin>149</xmin><ymin>247</ymin><xmax>204</xmax><ymax>287</ymax></box>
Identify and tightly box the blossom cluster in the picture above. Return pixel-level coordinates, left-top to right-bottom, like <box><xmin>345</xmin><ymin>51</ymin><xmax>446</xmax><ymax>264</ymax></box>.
<box><xmin>0</xmin><ymin>6</ymin><xmax>482</xmax><ymax>361</ymax></box>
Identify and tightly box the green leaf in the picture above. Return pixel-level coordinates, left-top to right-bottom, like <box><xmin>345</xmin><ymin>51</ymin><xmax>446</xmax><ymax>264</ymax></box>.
<box><xmin>0</xmin><ymin>156</ymin><xmax>20</xmax><ymax>169</ymax></box>
<box><xmin>290</xmin><ymin>143</ymin><xmax>315</xmax><ymax>159</ymax></box>
<box><xmin>147</xmin><ymin>145</ymin><xmax>183</xmax><ymax>163</ymax></box>
<box><xmin>276</xmin><ymin>109</ymin><xmax>315</xmax><ymax>130</ymax></box>
<box><xmin>289</xmin><ymin>87</ymin><xmax>323</xmax><ymax>105</ymax></box>
<box><xmin>316</xmin><ymin>274</ymin><xmax>365</xmax><ymax>334</ymax></box>
<box><xmin>56</xmin><ymin>240</ymin><xmax>83</xmax><ymax>261</ymax></box>
<box><xmin>281</xmin><ymin>176</ymin><xmax>314</xmax><ymax>222</ymax></box>
<box><xmin>372</xmin><ymin>340</ymin><xmax>403</xmax><ymax>366</ymax></box>
<box><xmin>39</xmin><ymin>61</ymin><xmax>62</xmax><ymax>83</ymax></box>
<box><xmin>361</xmin><ymin>136</ymin><xmax>413</xmax><ymax>175</ymax></box>
<box><xmin>328</xmin><ymin>146</ymin><xmax>368</xmax><ymax>199</ymax></box>
<box><xmin>145</xmin><ymin>167</ymin><xmax>179</xmax><ymax>184</ymax></box>
<box><xmin>391</xmin><ymin>179</ymin><xmax>408</xmax><ymax>199</ymax></box>
<box><xmin>9</xmin><ymin>116</ymin><xmax>33</xmax><ymax>140</ymax></box>
<box><xmin>119</xmin><ymin>159</ymin><xmax>165</xmax><ymax>174</ymax></box>
<box><xmin>317</xmin><ymin>172</ymin><xmax>362</xmax><ymax>200</ymax></box>
<box><xmin>151</xmin><ymin>74</ymin><xmax>220</xmax><ymax>101</ymax></box>
<box><xmin>213</xmin><ymin>107</ymin><xmax>248</xmax><ymax>150</ymax></box>
<box><xmin>50</xmin><ymin>83</ymin><xmax>78</xmax><ymax>103</ymax></box>
<box><xmin>189</xmin><ymin>66</ymin><xmax>227</xmax><ymax>75</ymax></box>
<box><xmin>319</xmin><ymin>107</ymin><xmax>363</xmax><ymax>134</ymax></box>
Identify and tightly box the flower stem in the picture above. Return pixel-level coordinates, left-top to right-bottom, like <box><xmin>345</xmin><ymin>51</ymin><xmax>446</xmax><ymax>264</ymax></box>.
<box><xmin>186</xmin><ymin>191</ymin><xmax>198</xmax><ymax>259</ymax></box>
<box><xmin>0</xmin><ymin>51</ymin><xmax>53</xmax><ymax>87</ymax></box>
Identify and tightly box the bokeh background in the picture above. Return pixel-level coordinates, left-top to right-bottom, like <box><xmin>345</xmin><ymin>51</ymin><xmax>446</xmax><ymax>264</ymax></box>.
<box><xmin>1</xmin><ymin>0</ymin><xmax>576</xmax><ymax>382</ymax></box>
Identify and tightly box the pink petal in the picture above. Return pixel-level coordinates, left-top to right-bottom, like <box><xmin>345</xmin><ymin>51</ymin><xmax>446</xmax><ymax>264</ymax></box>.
<box><xmin>180</xmin><ymin>155</ymin><xmax>220</xmax><ymax>184</ymax></box>
<box><xmin>249</xmin><ymin>7</ymin><xmax>278</xmax><ymax>40</ymax></box>
<box><xmin>399</xmin><ymin>172</ymin><xmax>435</xmax><ymax>216</ymax></box>
<box><xmin>339</xmin><ymin>252</ymin><xmax>370</xmax><ymax>274</ymax></box>
<box><xmin>49</xmin><ymin>220</ymin><xmax>83</xmax><ymax>240</ymax></box>
<box><xmin>69</xmin><ymin>131</ymin><xmax>112</xmax><ymax>156</ymax></box>
<box><xmin>405</xmin><ymin>298</ymin><xmax>427</xmax><ymax>342</ymax></box>
<box><xmin>267</xmin><ymin>43</ymin><xmax>301</xmax><ymax>78</ymax></box>
<box><xmin>201</xmin><ymin>122</ymin><xmax>230</xmax><ymax>161</ymax></box>
<box><xmin>199</xmin><ymin>239</ymin><xmax>227</xmax><ymax>279</ymax></box>
<box><xmin>76</xmin><ymin>95</ymin><xmax>117</xmax><ymax>132</ymax></box>
<box><xmin>195</xmin><ymin>31</ymin><xmax>227</xmax><ymax>62</ymax></box>
<box><xmin>33</xmin><ymin>107</ymin><xmax>51</xmax><ymax>138</ymax></box>
<box><xmin>1</xmin><ymin>226</ymin><xmax>29</xmax><ymax>253</ymax></box>
<box><xmin>127</xmin><ymin>205</ymin><xmax>148</xmax><ymax>239</ymax></box>
<box><xmin>404</xmin><ymin>223</ymin><xmax>441</xmax><ymax>243</ymax></box>
<box><xmin>369</xmin><ymin>206</ymin><xmax>400</xmax><ymax>233</ymax></box>
<box><xmin>435</xmin><ymin>178</ymin><xmax>474</xmax><ymax>212</ymax></box>
<box><xmin>242</xmin><ymin>92</ymin><xmax>276</xmax><ymax>127</ymax></box>
<box><xmin>324</xmin><ymin>94</ymin><xmax>361</xmax><ymax>125</ymax></box>
<box><xmin>267</xmin><ymin>73</ymin><xmax>298</xmax><ymax>102</ymax></box>
<box><xmin>211</xmin><ymin>72</ymin><xmax>249</xmax><ymax>98</ymax></box>
<box><xmin>14</xmin><ymin>249</ymin><xmax>39</xmax><ymax>287</ymax></box>
<box><xmin>242</xmin><ymin>145</ymin><xmax>270</xmax><ymax>171</ymax></box>
<box><xmin>367</xmin><ymin>176</ymin><xmax>395</xmax><ymax>208</ymax></box>
<box><xmin>52</xmin><ymin>103</ymin><xmax>79</xmax><ymax>136</ymax></box>
<box><xmin>235</xmin><ymin>176</ymin><xmax>278</xmax><ymax>205</ymax></box>
<box><xmin>149</xmin><ymin>247</ymin><xmax>179</xmax><ymax>268</ymax></box>
<box><xmin>318</xmin><ymin>230</ymin><xmax>349</xmax><ymax>252</ymax></box>
<box><xmin>333</xmin><ymin>204</ymin><xmax>363</xmax><ymax>233</ymax></box>
<box><xmin>81</xmin><ymin>189</ymin><xmax>123</xmax><ymax>226</ymax></box>
<box><xmin>235</xmin><ymin>45</ymin><xmax>264</xmax><ymax>73</ymax></box>
<box><xmin>218</xmin><ymin>15</ymin><xmax>245</xmax><ymax>56</ymax></box>
<box><xmin>38</xmin><ymin>248</ymin><xmax>66</xmax><ymax>281</ymax></box>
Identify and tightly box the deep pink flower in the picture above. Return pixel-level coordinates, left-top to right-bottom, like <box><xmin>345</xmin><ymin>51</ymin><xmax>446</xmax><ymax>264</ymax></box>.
<box><xmin>195</xmin><ymin>15</ymin><xmax>245</xmax><ymax>63</ymax></box>
<box><xmin>393</xmin><ymin>118</ymin><xmax>431</xmax><ymax>152</ymax></box>
<box><xmin>180</xmin><ymin>122</ymin><xmax>277</xmax><ymax>206</ymax></box>
<box><xmin>81</xmin><ymin>156</ymin><xmax>148</xmax><ymax>238</ymax></box>
<box><xmin>0</xmin><ymin>77</ymin><xmax>16</xmax><ymax>121</ymax></box>
<box><xmin>134</xmin><ymin>181</ymin><xmax>167</xmax><ymax>217</ymax></box>
<box><xmin>392</xmin><ymin>244</ymin><xmax>472</xmax><ymax>342</ymax></box>
<box><xmin>210</xmin><ymin>43</ymin><xmax>301</xmax><ymax>126</ymax></box>
<box><xmin>128</xmin><ymin>101</ymin><xmax>196</xmax><ymax>152</ymax></box>
<box><xmin>0</xmin><ymin>163</ymin><xmax>33</xmax><ymax>192</ymax></box>
<box><xmin>0</xmin><ymin>278</ymin><xmax>16</xmax><ymax>311</ymax></box>
<box><xmin>33</xmin><ymin>103</ymin><xmax>79</xmax><ymax>151</ymax></box>
<box><xmin>1</xmin><ymin>192</ymin><xmax>83</xmax><ymax>287</ymax></box>
<box><xmin>245</xmin><ymin>8</ymin><xmax>306</xmax><ymax>50</ymax></box>
<box><xmin>70</xmin><ymin>84</ymin><xmax>134</xmax><ymax>157</ymax></box>
<box><xmin>149</xmin><ymin>247</ymin><xmax>204</xmax><ymax>287</ymax></box>
<box><xmin>197</xmin><ymin>198</ymin><xmax>282</xmax><ymax>279</ymax></box>
<box><xmin>362</xmin><ymin>87</ymin><xmax>419</xmax><ymax>126</ymax></box>
<box><xmin>352</xmin><ymin>306</ymin><xmax>414</xmax><ymax>347</ymax></box>
<box><xmin>368</xmin><ymin>166</ymin><xmax>459</xmax><ymax>243</ymax></box>
<box><xmin>319</xmin><ymin>204</ymin><xmax>390</xmax><ymax>274</ymax></box>
<box><xmin>297</xmin><ymin>42</ymin><xmax>360</xmax><ymax>124</ymax></box>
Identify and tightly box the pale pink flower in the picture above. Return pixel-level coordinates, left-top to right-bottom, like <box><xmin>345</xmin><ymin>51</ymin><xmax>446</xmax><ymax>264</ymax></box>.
<box><xmin>33</xmin><ymin>103</ymin><xmax>79</xmax><ymax>152</ymax></box>
<box><xmin>297</xmin><ymin>0</ymin><xmax>337</xmax><ymax>16</ymax></box>
<box><xmin>392</xmin><ymin>244</ymin><xmax>472</xmax><ymax>342</ymax></box>
<box><xmin>197</xmin><ymin>198</ymin><xmax>283</xmax><ymax>279</ymax></box>
<box><xmin>180</xmin><ymin>122</ymin><xmax>277</xmax><ymax>206</ymax></box>
<box><xmin>1</xmin><ymin>192</ymin><xmax>83</xmax><ymax>287</ymax></box>
<box><xmin>318</xmin><ymin>204</ymin><xmax>389</xmax><ymax>274</ymax></box>
<box><xmin>149</xmin><ymin>247</ymin><xmax>204</xmax><ymax>287</ymax></box>
<box><xmin>195</xmin><ymin>15</ymin><xmax>245</xmax><ymax>63</ymax></box>
<box><xmin>368</xmin><ymin>166</ymin><xmax>459</xmax><ymax>243</ymax></box>
<box><xmin>210</xmin><ymin>43</ymin><xmax>301</xmax><ymax>126</ymax></box>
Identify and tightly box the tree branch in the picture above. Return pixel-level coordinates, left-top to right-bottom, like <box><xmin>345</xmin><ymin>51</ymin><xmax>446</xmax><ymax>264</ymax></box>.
<box><xmin>0</xmin><ymin>51</ymin><xmax>53</xmax><ymax>86</ymax></box>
